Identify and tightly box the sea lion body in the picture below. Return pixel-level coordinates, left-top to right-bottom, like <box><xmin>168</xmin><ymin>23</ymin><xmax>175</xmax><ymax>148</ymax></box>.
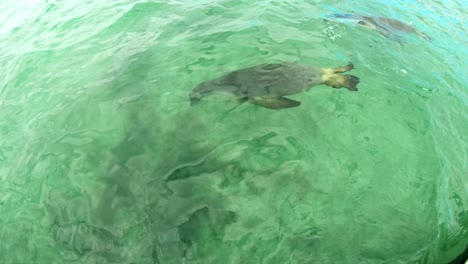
<box><xmin>190</xmin><ymin>62</ymin><xmax>359</xmax><ymax>109</ymax></box>
<box><xmin>328</xmin><ymin>13</ymin><xmax>431</xmax><ymax>42</ymax></box>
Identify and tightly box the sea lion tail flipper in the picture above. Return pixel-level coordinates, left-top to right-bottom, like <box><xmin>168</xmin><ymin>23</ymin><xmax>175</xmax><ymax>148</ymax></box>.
<box><xmin>248</xmin><ymin>97</ymin><xmax>301</xmax><ymax>109</ymax></box>
<box><xmin>330</xmin><ymin>62</ymin><xmax>354</xmax><ymax>73</ymax></box>
<box><xmin>324</xmin><ymin>74</ymin><xmax>360</xmax><ymax>91</ymax></box>
<box><xmin>340</xmin><ymin>74</ymin><xmax>360</xmax><ymax>91</ymax></box>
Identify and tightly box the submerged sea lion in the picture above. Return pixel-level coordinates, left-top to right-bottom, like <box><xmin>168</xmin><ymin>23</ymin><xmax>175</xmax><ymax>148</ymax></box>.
<box><xmin>327</xmin><ymin>13</ymin><xmax>431</xmax><ymax>42</ymax></box>
<box><xmin>189</xmin><ymin>62</ymin><xmax>359</xmax><ymax>109</ymax></box>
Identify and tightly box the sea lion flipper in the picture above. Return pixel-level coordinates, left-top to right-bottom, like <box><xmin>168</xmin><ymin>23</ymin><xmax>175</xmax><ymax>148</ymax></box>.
<box><xmin>379</xmin><ymin>31</ymin><xmax>404</xmax><ymax>44</ymax></box>
<box><xmin>248</xmin><ymin>97</ymin><xmax>301</xmax><ymax>109</ymax></box>
<box><xmin>330</xmin><ymin>62</ymin><xmax>354</xmax><ymax>73</ymax></box>
<box><xmin>323</xmin><ymin>74</ymin><xmax>360</xmax><ymax>91</ymax></box>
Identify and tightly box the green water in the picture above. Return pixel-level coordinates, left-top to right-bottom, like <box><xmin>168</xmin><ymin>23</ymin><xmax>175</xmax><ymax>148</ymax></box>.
<box><xmin>1</xmin><ymin>0</ymin><xmax>467</xmax><ymax>263</ymax></box>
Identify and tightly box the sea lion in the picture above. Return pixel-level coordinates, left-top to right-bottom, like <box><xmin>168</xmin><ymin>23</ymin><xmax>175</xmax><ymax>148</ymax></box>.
<box><xmin>327</xmin><ymin>13</ymin><xmax>431</xmax><ymax>42</ymax></box>
<box><xmin>189</xmin><ymin>62</ymin><xmax>359</xmax><ymax>109</ymax></box>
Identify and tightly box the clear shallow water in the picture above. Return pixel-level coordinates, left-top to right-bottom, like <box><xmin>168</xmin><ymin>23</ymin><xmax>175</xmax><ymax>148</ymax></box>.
<box><xmin>0</xmin><ymin>0</ymin><xmax>467</xmax><ymax>263</ymax></box>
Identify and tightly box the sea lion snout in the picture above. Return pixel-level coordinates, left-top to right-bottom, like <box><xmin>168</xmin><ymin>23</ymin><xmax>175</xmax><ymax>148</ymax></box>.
<box><xmin>189</xmin><ymin>92</ymin><xmax>202</xmax><ymax>106</ymax></box>
<box><xmin>189</xmin><ymin>83</ymin><xmax>211</xmax><ymax>105</ymax></box>
<box><xmin>190</xmin><ymin>81</ymin><xmax>240</xmax><ymax>106</ymax></box>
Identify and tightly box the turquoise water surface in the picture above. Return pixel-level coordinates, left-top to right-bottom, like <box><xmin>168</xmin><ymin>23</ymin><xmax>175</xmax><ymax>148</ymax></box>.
<box><xmin>1</xmin><ymin>0</ymin><xmax>467</xmax><ymax>263</ymax></box>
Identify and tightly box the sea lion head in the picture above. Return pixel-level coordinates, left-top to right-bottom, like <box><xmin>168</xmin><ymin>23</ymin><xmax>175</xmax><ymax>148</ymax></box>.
<box><xmin>190</xmin><ymin>78</ymin><xmax>240</xmax><ymax>106</ymax></box>
<box><xmin>189</xmin><ymin>88</ymin><xmax>206</xmax><ymax>106</ymax></box>
<box><xmin>357</xmin><ymin>20</ymin><xmax>378</xmax><ymax>30</ymax></box>
<box><xmin>189</xmin><ymin>81</ymin><xmax>217</xmax><ymax>105</ymax></box>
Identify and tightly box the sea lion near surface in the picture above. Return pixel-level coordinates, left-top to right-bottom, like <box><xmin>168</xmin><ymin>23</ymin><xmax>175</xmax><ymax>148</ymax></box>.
<box><xmin>327</xmin><ymin>13</ymin><xmax>432</xmax><ymax>42</ymax></box>
<box><xmin>189</xmin><ymin>62</ymin><xmax>359</xmax><ymax>110</ymax></box>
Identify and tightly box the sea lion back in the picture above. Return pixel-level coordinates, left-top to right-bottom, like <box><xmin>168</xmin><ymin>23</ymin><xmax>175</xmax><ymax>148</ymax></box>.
<box><xmin>226</xmin><ymin>63</ymin><xmax>324</xmax><ymax>97</ymax></box>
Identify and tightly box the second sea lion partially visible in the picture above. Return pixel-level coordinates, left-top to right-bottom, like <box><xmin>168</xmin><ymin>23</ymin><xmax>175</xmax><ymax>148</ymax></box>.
<box><xmin>189</xmin><ymin>62</ymin><xmax>359</xmax><ymax>110</ymax></box>
<box><xmin>327</xmin><ymin>13</ymin><xmax>431</xmax><ymax>42</ymax></box>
